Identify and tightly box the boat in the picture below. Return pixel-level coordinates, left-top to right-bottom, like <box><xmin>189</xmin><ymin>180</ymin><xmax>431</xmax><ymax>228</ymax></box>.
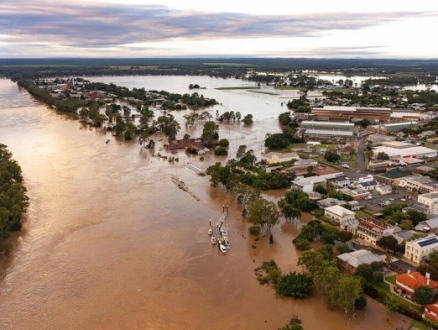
<box><xmin>219</xmin><ymin>244</ymin><xmax>227</xmax><ymax>253</ymax></box>
<box><xmin>211</xmin><ymin>236</ymin><xmax>217</xmax><ymax>244</ymax></box>
<box><xmin>106</xmin><ymin>139</ymin><xmax>110</xmax><ymax>144</ymax></box>
<box><xmin>208</xmin><ymin>228</ymin><xmax>212</xmax><ymax>236</ymax></box>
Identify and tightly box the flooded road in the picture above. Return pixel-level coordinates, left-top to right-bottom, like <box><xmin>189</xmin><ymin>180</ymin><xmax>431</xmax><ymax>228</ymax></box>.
<box><xmin>0</xmin><ymin>77</ymin><xmax>409</xmax><ymax>329</ymax></box>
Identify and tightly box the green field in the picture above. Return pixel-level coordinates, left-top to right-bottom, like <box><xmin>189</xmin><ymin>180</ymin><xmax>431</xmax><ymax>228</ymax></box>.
<box><xmin>215</xmin><ymin>86</ymin><xmax>259</xmax><ymax>90</ymax></box>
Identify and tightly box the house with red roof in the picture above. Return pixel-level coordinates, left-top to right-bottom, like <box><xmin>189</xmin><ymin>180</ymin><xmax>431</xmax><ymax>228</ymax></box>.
<box><xmin>425</xmin><ymin>301</ymin><xmax>438</xmax><ymax>324</ymax></box>
<box><xmin>395</xmin><ymin>271</ymin><xmax>438</xmax><ymax>299</ymax></box>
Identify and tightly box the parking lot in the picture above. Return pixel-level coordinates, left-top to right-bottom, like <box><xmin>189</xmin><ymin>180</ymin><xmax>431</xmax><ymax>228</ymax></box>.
<box><xmin>358</xmin><ymin>189</ymin><xmax>418</xmax><ymax>213</ymax></box>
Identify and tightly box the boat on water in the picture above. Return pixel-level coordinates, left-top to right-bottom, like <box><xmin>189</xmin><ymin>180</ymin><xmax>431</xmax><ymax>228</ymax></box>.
<box><xmin>211</xmin><ymin>236</ymin><xmax>216</xmax><ymax>244</ymax></box>
<box><xmin>208</xmin><ymin>228</ymin><xmax>212</xmax><ymax>236</ymax></box>
<box><xmin>219</xmin><ymin>244</ymin><xmax>227</xmax><ymax>253</ymax></box>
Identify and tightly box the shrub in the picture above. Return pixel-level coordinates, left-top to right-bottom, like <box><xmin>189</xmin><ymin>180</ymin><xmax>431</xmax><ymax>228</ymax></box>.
<box><xmin>219</xmin><ymin>138</ymin><xmax>229</xmax><ymax>147</ymax></box>
<box><xmin>274</xmin><ymin>272</ymin><xmax>313</xmax><ymax>299</ymax></box>
<box><xmin>293</xmin><ymin>238</ymin><xmax>311</xmax><ymax>251</ymax></box>
<box><xmin>214</xmin><ymin>146</ymin><xmax>228</xmax><ymax>156</ymax></box>
<box><xmin>249</xmin><ymin>226</ymin><xmax>261</xmax><ymax>236</ymax></box>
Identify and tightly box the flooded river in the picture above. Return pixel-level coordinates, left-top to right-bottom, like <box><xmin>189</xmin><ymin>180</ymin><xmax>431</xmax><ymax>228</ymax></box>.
<box><xmin>0</xmin><ymin>77</ymin><xmax>409</xmax><ymax>329</ymax></box>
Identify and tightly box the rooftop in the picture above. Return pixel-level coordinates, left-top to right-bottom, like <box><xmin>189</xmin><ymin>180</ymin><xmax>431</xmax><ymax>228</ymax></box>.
<box><xmin>360</xmin><ymin>180</ymin><xmax>378</xmax><ymax>187</ymax></box>
<box><xmin>378</xmin><ymin>168</ymin><xmax>408</xmax><ymax>180</ymax></box>
<box><xmin>419</xmin><ymin>192</ymin><xmax>438</xmax><ymax>200</ymax></box>
<box><xmin>410</xmin><ymin>234</ymin><xmax>438</xmax><ymax>248</ymax></box>
<box><xmin>396</xmin><ymin>271</ymin><xmax>438</xmax><ymax>290</ymax></box>
<box><xmin>301</xmin><ymin>120</ymin><xmax>354</xmax><ymax>127</ymax></box>
<box><xmin>325</xmin><ymin>205</ymin><xmax>355</xmax><ymax>217</ymax></box>
<box><xmin>304</xmin><ymin>129</ymin><xmax>354</xmax><ymax>137</ymax></box>
<box><xmin>263</xmin><ymin>151</ymin><xmax>299</xmax><ymax>159</ymax></box>
<box><xmin>372</xmin><ymin>146</ymin><xmax>437</xmax><ymax>158</ymax></box>
<box><xmin>337</xmin><ymin>249</ymin><xmax>382</xmax><ymax>268</ymax></box>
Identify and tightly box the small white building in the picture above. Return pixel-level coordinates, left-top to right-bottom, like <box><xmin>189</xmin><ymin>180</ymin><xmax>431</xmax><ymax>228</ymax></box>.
<box><xmin>324</xmin><ymin>205</ymin><xmax>355</xmax><ymax>225</ymax></box>
<box><xmin>261</xmin><ymin>152</ymin><xmax>300</xmax><ymax>165</ymax></box>
<box><xmin>405</xmin><ymin>234</ymin><xmax>438</xmax><ymax>264</ymax></box>
<box><xmin>331</xmin><ymin>177</ymin><xmax>351</xmax><ymax>188</ymax></box>
<box><xmin>337</xmin><ymin>249</ymin><xmax>382</xmax><ymax>271</ymax></box>
<box><xmin>376</xmin><ymin>185</ymin><xmax>393</xmax><ymax>195</ymax></box>
<box><xmin>359</xmin><ymin>180</ymin><xmax>379</xmax><ymax>191</ymax></box>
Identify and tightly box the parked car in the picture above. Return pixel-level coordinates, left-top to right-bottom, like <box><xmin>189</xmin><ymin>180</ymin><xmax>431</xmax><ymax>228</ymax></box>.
<box><xmin>389</xmin><ymin>198</ymin><xmax>394</xmax><ymax>201</ymax></box>
<box><xmin>342</xmin><ymin>164</ymin><xmax>350</xmax><ymax>168</ymax></box>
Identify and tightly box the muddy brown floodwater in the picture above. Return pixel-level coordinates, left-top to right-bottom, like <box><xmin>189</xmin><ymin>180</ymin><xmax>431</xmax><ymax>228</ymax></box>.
<box><xmin>0</xmin><ymin>77</ymin><xmax>409</xmax><ymax>329</ymax></box>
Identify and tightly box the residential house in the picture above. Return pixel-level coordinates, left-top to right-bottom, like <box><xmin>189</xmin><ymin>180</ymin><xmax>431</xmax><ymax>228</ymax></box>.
<box><xmin>339</xmin><ymin>187</ymin><xmax>371</xmax><ymax>200</ymax></box>
<box><xmin>261</xmin><ymin>152</ymin><xmax>300</xmax><ymax>165</ymax></box>
<box><xmin>330</xmin><ymin>177</ymin><xmax>351</xmax><ymax>188</ymax></box>
<box><xmin>395</xmin><ymin>271</ymin><xmax>438</xmax><ymax>298</ymax></box>
<box><xmin>404</xmin><ymin>234</ymin><xmax>438</xmax><ymax>264</ymax></box>
<box><xmin>337</xmin><ymin>145</ymin><xmax>354</xmax><ymax>157</ymax></box>
<box><xmin>359</xmin><ymin>180</ymin><xmax>379</xmax><ymax>191</ymax></box>
<box><xmin>317</xmin><ymin>198</ymin><xmax>346</xmax><ymax>208</ymax></box>
<box><xmin>376</xmin><ymin>185</ymin><xmax>393</xmax><ymax>195</ymax></box>
<box><xmin>415</xmin><ymin>218</ymin><xmax>438</xmax><ymax>233</ymax></box>
<box><xmin>347</xmin><ymin>201</ymin><xmax>363</xmax><ymax>211</ymax></box>
<box><xmin>340</xmin><ymin>219</ymin><xmax>359</xmax><ymax>233</ymax></box>
<box><xmin>324</xmin><ymin>205</ymin><xmax>356</xmax><ymax>225</ymax></box>
<box><xmin>368</xmin><ymin>160</ymin><xmax>393</xmax><ymax>172</ymax></box>
<box><xmin>292</xmin><ymin>176</ymin><xmax>327</xmax><ymax>193</ymax></box>
<box><xmin>337</xmin><ymin>249</ymin><xmax>382</xmax><ymax>271</ymax></box>
<box><xmin>166</xmin><ymin>138</ymin><xmax>204</xmax><ymax>151</ymax></box>
<box><xmin>356</xmin><ymin>217</ymin><xmax>401</xmax><ymax>245</ymax></box>
<box><xmin>425</xmin><ymin>302</ymin><xmax>438</xmax><ymax>324</ymax></box>
<box><xmin>390</xmin><ymin>230</ymin><xmax>416</xmax><ymax>245</ymax></box>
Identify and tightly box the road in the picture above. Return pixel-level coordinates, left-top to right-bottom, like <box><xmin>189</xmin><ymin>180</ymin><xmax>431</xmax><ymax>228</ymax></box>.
<box><xmin>357</xmin><ymin>137</ymin><xmax>367</xmax><ymax>173</ymax></box>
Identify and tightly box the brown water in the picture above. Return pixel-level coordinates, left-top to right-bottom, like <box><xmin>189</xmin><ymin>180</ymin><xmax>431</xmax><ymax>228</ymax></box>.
<box><xmin>0</xmin><ymin>77</ymin><xmax>409</xmax><ymax>329</ymax></box>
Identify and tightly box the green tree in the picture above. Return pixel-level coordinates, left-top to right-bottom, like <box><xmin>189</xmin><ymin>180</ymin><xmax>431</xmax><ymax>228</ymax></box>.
<box><xmin>385</xmin><ymin>295</ymin><xmax>401</xmax><ymax>313</ymax></box>
<box><xmin>376</xmin><ymin>152</ymin><xmax>390</xmax><ymax>160</ymax></box>
<box><xmin>275</xmin><ymin>272</ymin><xmax>313</xmax><ymax>299</ymax></box>
<box><xmin>324</xmin><ymin>151</ymin><xmax>340</xmax><ymax>163</ymax></box>
<box><xmin>214</xmin><ymin>146</ymin><xmax>228</xmax><ymax>156</ymax></box>
<box><xmin>377</xmin><ymin>236</ymin><xmax>400</xmax><ymax>254</ymax></box>
<box><xmin>247</xmin><ymin>198</ymin><xmax>281</xmax><ymax>235</ymax></box>
<box><xmin>201</xmin><ymin>121</ymin><xmax>219</xmax><ymax>147</ymax></box>
<box><xmin>219</xmin><ymin>138</ymin><xmax>229</xmax><ymax>147</ymax></box>
<box><xmin>281</xmin><ymin>203</ymin><xmax>302</xmax><ymax>221</ymax></box>
<box><xmin>407</xmin><ymin>209</ymin><xmax>427</xmax><ymax>226</ymax></box>
<box><xmin>242</xmin><ymin>114</ymin><xmax>253</xmax><ymax>125</ymax></box>
<box><xmin>414</xmin><ymin>285</ymin><xmax>436</xmax><ymax>305</ymax></box>
<box><xmin>313</xmin><ymin>266</ymin><xmax>342</xmax><ymax>305</ymax></box>
<box><xmin>335</xmin><ymin>243</ymin><xmax>350</xmax><ymax>254</ymax></box>
<box><xmin>332</xmin><ymin>276</ymin><xmax>363</xmax><ymax>314</ymax></box>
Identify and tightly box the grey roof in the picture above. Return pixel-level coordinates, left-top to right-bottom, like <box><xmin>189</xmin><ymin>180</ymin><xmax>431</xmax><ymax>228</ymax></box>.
<box><xmin>415</xmin><ymin>217</ymin><xmax>438</xmax><ymax>231</ymax></box>
<box><xmin>337</xmin><ymin>250</ymin><xmax>382</xmax><ymax>268</ymax></box>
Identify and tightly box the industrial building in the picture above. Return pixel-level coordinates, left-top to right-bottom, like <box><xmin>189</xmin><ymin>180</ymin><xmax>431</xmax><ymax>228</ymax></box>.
<box><xmin>300</xmin><ymin>121</ymin><xmax>355</xmax><ymax>140</ymax></box>
<box><xmin>372</xmin><ymin>144</ymin><xmax>437</xmax><ymax>163</ymax></box>
<box><xmin>367</xmin><ymin>121</ymin><xmax>419</xmax><ymax>135</ymax></box>
<box><xmin>311</xmin><ymin>106</ymin><xmax>392</xmax><ymax>122</ymax></box>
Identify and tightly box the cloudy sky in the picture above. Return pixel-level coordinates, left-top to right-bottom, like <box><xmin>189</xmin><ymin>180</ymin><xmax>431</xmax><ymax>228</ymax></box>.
<box><xmin>1</xmin><ymin>0</ymin><xmax>437</xmax><ymax>58</ymax></box>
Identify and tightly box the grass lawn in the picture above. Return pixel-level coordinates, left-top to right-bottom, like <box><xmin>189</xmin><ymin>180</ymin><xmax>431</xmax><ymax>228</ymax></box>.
<box><xmin>372</xmin><ymin>282</ymin><xmax>423</xmax><ymax>314</ymax></box>
<box><xmin>355</xmin><ymin>209</ymin><xmax>375</xmax><ymax>219</ymax></box>
<box><xmin>410</xmin><ymin>320</ymin><xmax>429</xmax><ymax>330</ymax></box>
<box><xmin>215</xmin><ymin>86</ymin><xmax>259</xmax><ymax>90</ymax></box>
<box><xmin>323</xmin><ymin>88</ymin><xmax>355</xmax><ymax>93</ymax></box>
<box><xmin>386</xmin><ymin>274</ymin><xmax>396</xmax><ymax>285</ymax></box>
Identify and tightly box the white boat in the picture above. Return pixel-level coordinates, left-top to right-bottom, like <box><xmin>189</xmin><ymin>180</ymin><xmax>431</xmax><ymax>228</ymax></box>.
<box><xmin>219</xmin><ymin>244</ymin><xmax>227</xmax><ymax>253</ymax></box>
<box><xmin>211</xmin><ymin>236</ymin><xmax>216</xmax><ymax>244</ymax></box>
<box><xmin>208</xmin><ymin>228</ymin><xmax>212</xmax><ymax>236</ymax></box>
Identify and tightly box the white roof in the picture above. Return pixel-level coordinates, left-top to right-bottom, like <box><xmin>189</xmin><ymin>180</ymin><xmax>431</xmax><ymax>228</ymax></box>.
<box><xmin>372</xmin><ymin>146</ymin><xmax>437</xmax><ymax>158</ymax></box>
<box><xmin>301</xmin><ymin>121</ymin><xmax>354</xmax><ymax>127</ymax></box>
<box><xmin>315</xmin><ymin>106</ymin><xmax>391</xmax><ymax>112</ymax></box>
<box><xmin>337</xmin><ymin>249</ymin><xmax>382</xmax><ymax>268</ymax></box>
<box><xmin>304</xmin><ymin>129</ymin><xmax>354</xmax><ymax>136</ymax></box>
<box><xmin>325</xmin><ymin>205</ymin><xmax>355</xmax><ymax>217</ymax></box>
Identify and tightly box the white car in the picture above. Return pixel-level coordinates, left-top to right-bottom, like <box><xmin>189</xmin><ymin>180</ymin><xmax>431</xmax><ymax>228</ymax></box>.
<box><xmin>341</xmin><ymin>164</ymin><xmax>350</xmax><ymax>168</ymax></box>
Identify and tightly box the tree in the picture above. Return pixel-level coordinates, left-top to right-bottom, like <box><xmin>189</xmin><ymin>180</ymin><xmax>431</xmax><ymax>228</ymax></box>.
<box><xmin>314</xmin><ymin>184</ymin><xmax>327</xmax><ymax>195</ymax></box>
<box><xmin>407</xmin><ymin>209</ymin><xmax>427</xmax><ymax>226</ymax></box>
<box><xmin>281</xmin><ymin>203</ymin><xmax>302</xmax><ymax>221</ymax></box>
<box><xmin>275</xmin><ymin>272</ymin><xmax>313</xmax><ymax>299</ymax></box>
<box><xmin>201</xmin><ymin>121</ymin><xmax>219</xmax><ymax>147</ymax></box>
<box><xmin>385</xmin><ymin>295</ymin><xmax>401</xmax><ymax>313</ymax></box>
<box><xmin>313</xmin><ymin>266</ymin><xmax>342</xmax><ymax>304</ymax></box>
<box><xmin>306</xmin><ymin>165</ymin><xmax>314</xmax><ymax>176</ymax></box>
<box><xmin>377</xmin><ymin>236</ymin><xmax>400</xmax><ymax>254</ymax></box>
<box><xmin>365</xmin><ymin>150</ymin><xmax>374</xmax><ymax>162</ymax></box>
<box><xmin>335</xmin><ymin>243</ymin><xmax>350</xmax><ymax>254</ymax></box>
<box><xmin>218</xmin><ymin>138</ymin><xmax>229</xmax><ymax>147</ymax></box>
<box><xmin>247</xmin><ymin>198</ymin><xmax>281</xmax><ymax>234</ymax></box>
<box><xmin>242</xmin><ymin>114</ymin><xmax>253</xmax><ymax>125</ymax></box>
<box><xmin>214</xmin><ymin>146</ymin><xmax>228</xmax><ymax>156</ymax></box>
<box><xmin>332</xmin><ymin>276</ymin><xmax>363</xmax><ymax>314</ymax></box>
<box><xmin>414</xmin><ymin>285</ymin><xmax>436</xmax><ymax>305</ymax></box>
<box><xmin>376</xmin><ymin>152</ymin><xmax>390</xmax><ymax>160</ymax></box>
<box><xmin>277</xmin><ymin>315</ymin><xmax>303</xmax><ymax>330</ymax></box>
<box><xmin>338</xmin><ymin>230</ymin><xmax>353</xmax><ymax>242</ymax></box>
<box><xmin>324</xmin><ymin>151</ymin><xmax>340</xmax><ymax>163</ymax></box>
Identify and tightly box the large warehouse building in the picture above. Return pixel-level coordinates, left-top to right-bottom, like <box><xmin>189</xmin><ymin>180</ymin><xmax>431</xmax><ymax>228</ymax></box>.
<box><xmin>372</xmin><ymin>142</ymin><xmax>437</xmax><ymax>164</ymax></box>
<box><xmin>367</xmin><ymin>121</ymin><xmax>419</xmax><ymax>135</ymax></box>
<box><xmin>311</xmin><ymin>106</ymin><xmax>392</xmax><ymax>122</ymax></box>
<box><xmin>300</xmin><ymin>121</ymin><xmax>355</xmax><ymax>140</ymax></box>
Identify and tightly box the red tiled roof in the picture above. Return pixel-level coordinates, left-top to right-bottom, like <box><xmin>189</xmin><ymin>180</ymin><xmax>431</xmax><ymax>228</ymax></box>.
<box><xmin>426</xmin><ymin>301</ymin><xmax>438</xmax><ymax>315</ymax></box>
<box><xmin>396</xmin><ymin>272</ymin><xmax>438</xmax><ymax>291</ymax></box>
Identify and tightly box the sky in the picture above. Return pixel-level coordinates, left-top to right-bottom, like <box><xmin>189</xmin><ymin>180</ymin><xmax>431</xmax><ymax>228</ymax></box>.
<box><xmin>1</xmin><ymin>0</ymin><xmax>438</xmax><ymax>58</ymax></box>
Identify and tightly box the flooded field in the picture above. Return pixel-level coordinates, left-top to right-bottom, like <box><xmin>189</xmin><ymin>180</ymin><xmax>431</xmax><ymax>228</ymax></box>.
<box><xmin>0</xmin><ymin>77</ymin><xmax>409</xmax><ymax>329</ymax></box>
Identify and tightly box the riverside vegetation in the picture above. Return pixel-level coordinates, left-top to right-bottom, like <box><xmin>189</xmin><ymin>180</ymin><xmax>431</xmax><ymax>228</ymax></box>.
<box><xmin>0</xmin><ymin>144</ymin><xmax>29</xmax><ymax>252</ymax></box>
